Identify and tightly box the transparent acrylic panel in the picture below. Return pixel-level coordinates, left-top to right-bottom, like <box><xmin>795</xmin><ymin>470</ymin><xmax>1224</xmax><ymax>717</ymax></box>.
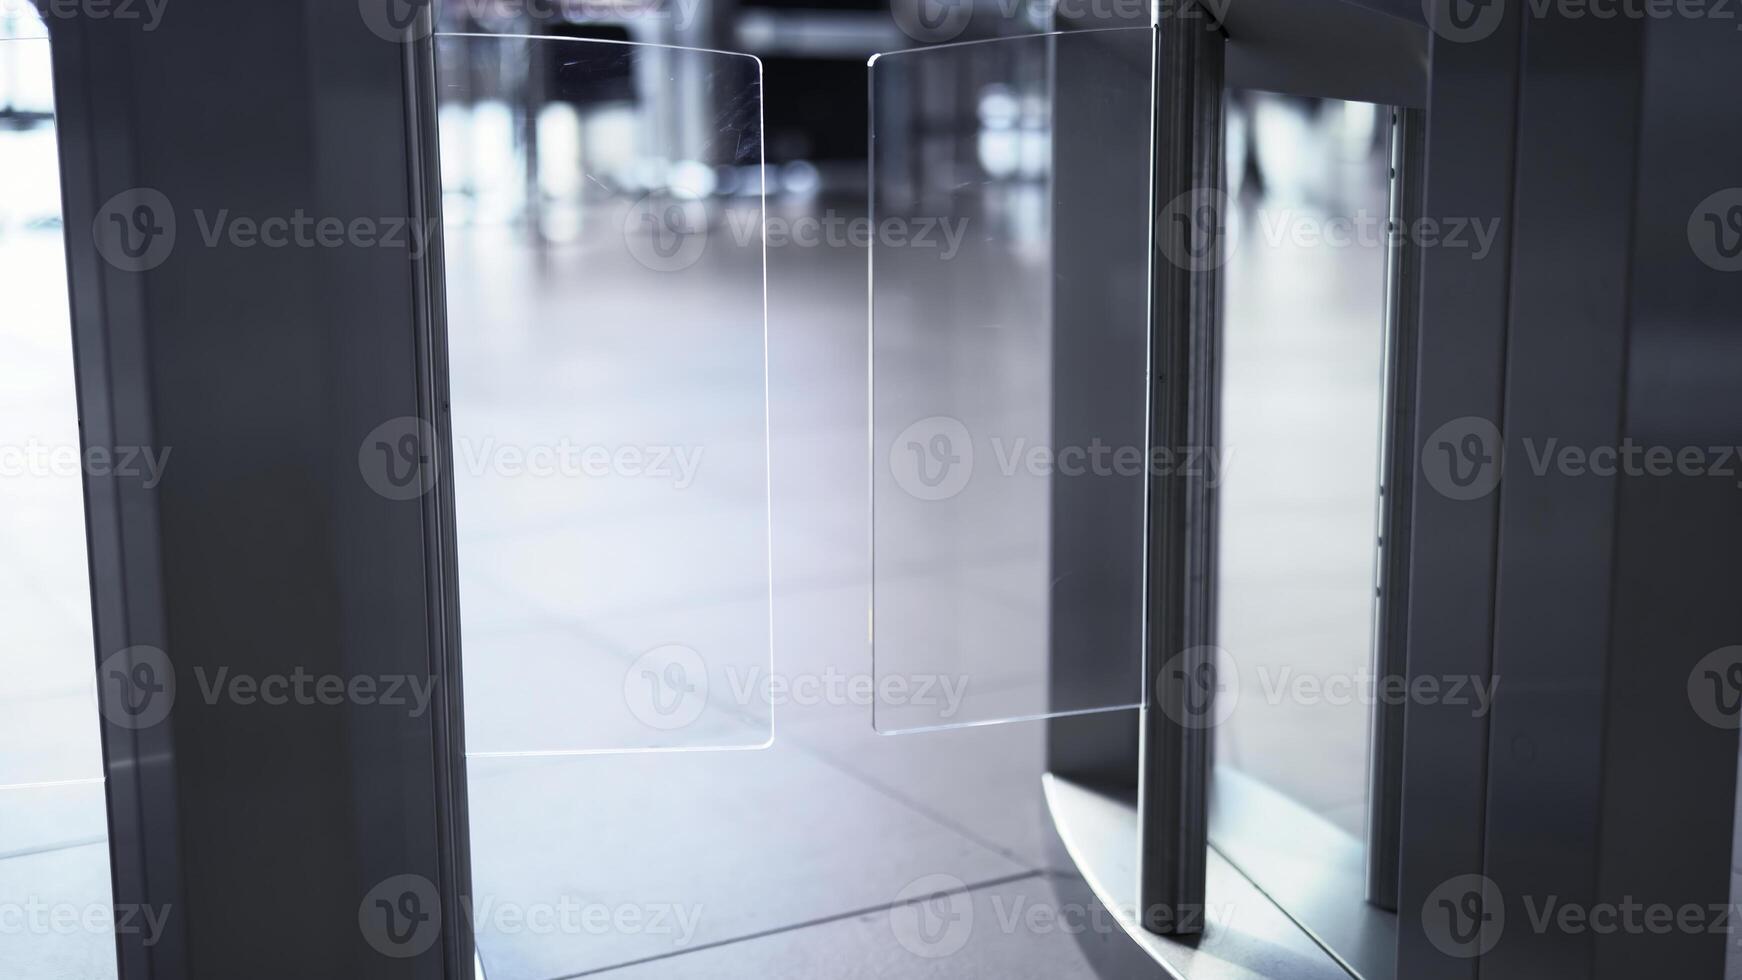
<box><xmin>870</xmin><ymin>28</ymin><xmax>1153</xmax><ymax>733</ymax></box>
<box><xmin>437</xmin><ymin>35</ymin><xmax>771</xmax><ymax>753</ymax></box>
<box><xmin>0</xmin><ymin>29</ymin><xmax>121</xmax><ymax>980</ymax></box>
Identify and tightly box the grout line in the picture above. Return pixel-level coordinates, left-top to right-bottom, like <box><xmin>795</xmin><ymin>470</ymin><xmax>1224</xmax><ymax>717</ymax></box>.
<box><xmin>0</xmin><ymin>835</ymin><xmax>107</xmax><ymax>864</ymax></box>
<box><xmin>537</xmin><ymin>869</ymin><xmax>1045</xmax><ymax>980</ymax></box>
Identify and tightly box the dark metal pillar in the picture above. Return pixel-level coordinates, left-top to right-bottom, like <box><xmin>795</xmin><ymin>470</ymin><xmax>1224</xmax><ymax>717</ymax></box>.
<box><xmin>49</xmin><ymin>2</ymin><xmax>472</xmax><ymax>976</ymax></box>
<box><xmin>1139</xmin><ymin>1</ymin><xmax>1225</xmax><ymax>936</ymax></box>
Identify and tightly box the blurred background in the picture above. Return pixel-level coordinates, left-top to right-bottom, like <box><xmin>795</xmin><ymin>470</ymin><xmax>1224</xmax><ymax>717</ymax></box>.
<box><xmin>0</xmin><ymin>3</ymin><xmax>1403</xmax><ymax>977</ymax></box>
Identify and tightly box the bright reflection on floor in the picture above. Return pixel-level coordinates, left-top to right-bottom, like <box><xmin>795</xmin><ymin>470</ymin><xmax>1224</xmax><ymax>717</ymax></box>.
<box><xmin>0</xmin><ymin>26</ymin><xmax>120</xmax><ymax>980</ymax></box>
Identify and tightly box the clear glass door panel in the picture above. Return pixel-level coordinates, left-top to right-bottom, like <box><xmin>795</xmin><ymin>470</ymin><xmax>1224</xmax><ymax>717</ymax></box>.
<box><xmin>870</xmin><ymin>28</ymin><xmax>1154</xmax><ymax>733</ymax></box>
<box><xmin>438</xmin><ymin>35</ymin><xmax>772</xmax><ymax>754</ymax></box>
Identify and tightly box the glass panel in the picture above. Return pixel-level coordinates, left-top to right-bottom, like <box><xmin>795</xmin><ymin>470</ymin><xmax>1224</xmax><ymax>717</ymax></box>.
<box><xmin>1209</xmin><ymin>92</ymin><xmax>1397</xmax><ymax>976</ymax></box>
<box><xmin>0</xmin><ymin>28</ymin><xmax>121</xmax><ymax>980</ymax></box>
<box><xmin>869</xmin><ymin>28</ymin><xmax>1153</xmax><ymax>733</ymax></box>
<box><xmin>438</xmin><ymin>35</ymin><xmax>771</xmax><ymax>753</ymax></box>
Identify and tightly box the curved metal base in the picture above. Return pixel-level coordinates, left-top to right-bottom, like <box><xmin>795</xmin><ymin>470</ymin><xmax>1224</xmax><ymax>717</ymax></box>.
<box><xmin>1043</xmin><ymin>774</ymin><xmax>1351</xmax><ymax>980</ymax></box>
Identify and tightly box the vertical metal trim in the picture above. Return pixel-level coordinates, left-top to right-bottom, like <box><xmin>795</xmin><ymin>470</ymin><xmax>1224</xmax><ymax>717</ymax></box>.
<box><xmin>46</xmin><ymin>18</ymin><xmax>191</xmax><ymax>978</ymax></box>
<box><xmin>1395</xmin><ymin>0</ymin><xmax>1524</xmax><ymax>974</ymax></box>
<box><xmin>404</xmin><ymin>28</ymin><xmax>476</xmax><ymax>979</ymax></box>
<box><xmin>1366</xmin><ymin>106</ymin><xmax>1426</xmax><ymax>915</ymax></box>
<box><xmin>1138</xmin><ymin>1</ymin><xmax>1224</xmax><ymax>936</ymax></box>
<box><xmin>1479</xmin><ymin>13</ymin><xmax>1645</xmax><ymax>977</ymax></box>
<box><xmin>1578</xmin><ymin>14</ymin><xmax>1742</xmax><ymax>980</ymax></box>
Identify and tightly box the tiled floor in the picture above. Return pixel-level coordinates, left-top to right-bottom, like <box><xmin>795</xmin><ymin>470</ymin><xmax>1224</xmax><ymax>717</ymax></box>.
<box><xmin>447</xmin><ymin>180</ymin><xmax>1108</xmax><ymax>976</ymax></box>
